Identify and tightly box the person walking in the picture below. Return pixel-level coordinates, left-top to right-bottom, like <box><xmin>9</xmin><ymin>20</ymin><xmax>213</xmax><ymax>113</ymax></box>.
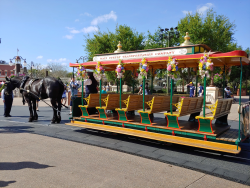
<box><xmin>1</xmin><ymin>88</ymin><xmax>14</xmax><ymax>117</ymax></box>
<box><xmin>186</xmin><ymin>82</ymin><xmax>195</xmax><ymax>97</ymax></box>
<box><xmin>69</xmin><ymin>77</ymin><xmax>80</xmax><ymax>115</ymax></box>
<box><xmin>198</xmin><ymin>83</ymin><xmax>204</xmax><ymax>97</ymax></box>
<box><xmin>61</xmin><ymin>84</ymin><xmax>68</xmax><ymax>108</ymax></box>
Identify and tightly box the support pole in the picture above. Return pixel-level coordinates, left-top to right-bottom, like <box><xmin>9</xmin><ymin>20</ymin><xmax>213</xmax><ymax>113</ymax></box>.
<box><xmin>203</xmin><ymin>75</ymin><xmax>207</xmax><ymax>117</ymax></box>
<box><xmin>195</xmin><ymin>73</ymin><xmax>198</xmax><ymax>97</ymax></box>
<box><xmin>120</xmin><ymin>78</ymin><xmax>122</xmax><ymax>109</ymax></box>
<box><xmin>151</xmin><ymin>68</ymin><xmax>154</xmax><ymax>94</ymax></box>
<box><xmin>81</xmin><ymin>79</ymin><xmax>84</xmax><ymax>105</ymax></box>
<box><xmin>238</xmin><ymin>57</ymin><xmax>242</xmax><ymax>150</ymax></box>
<box><xmin>223</xmin><ymin>65</ymin><xmax>226</xmax><ymax>98</ymax></box>
<box><xmin>170</xmin><ymin>78</ymin><xmax>173</xmax><ymax>114</ymax></box>
<box><xmin>143</xmin><ymin>77</ymin><xmax>145</xmax><ymax>111</ymax></box>
<box><xmin>72</xmin><ymin>68</ymin><xmax>74</xmax><ymax>119</ymax></box>
<box><xmin>99</xmin><ymin>79</ymin><xmax>102</xmax><ymax>107</ymax></box>
<box><xmin>132</xmin><ymin>78</ymin><xmax>135</xmax><ymax>94</ymax></box>
<box><xmin>116</xmin><ymin>80</ymin><xmax>118</xmax><ymax>94</ymax></box>
<box><xmin>166</xmin><ymin>75</ymin><xmax>169</xmax><ymax>95</ymax></box>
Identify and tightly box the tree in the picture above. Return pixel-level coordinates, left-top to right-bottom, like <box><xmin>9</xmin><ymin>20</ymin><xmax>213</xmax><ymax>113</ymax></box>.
<box><xmin>176</xmin><ymin>9</ymin><xmax>236</xmax><ymax>52</ymax></box>
<box><xmin>84</xmin><ymin>24</ymin><xmax>144</xmax><ymax>86</ymax></box>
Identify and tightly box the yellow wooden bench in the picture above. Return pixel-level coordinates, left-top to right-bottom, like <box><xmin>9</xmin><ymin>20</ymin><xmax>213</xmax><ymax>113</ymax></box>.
<box><xmin>164</xmin><ymin>97</ymin><xmax>203</xmax><ymax>129</ymax></box>
<box><xmin>96</xmin><ymin>94</ymin><xmax>131</xmax><ymax>119</ymax></box>
<box><xmin>137</xmin><ymin>96</ymin><xmax>180</xmax><ymax>124</ymax></box>
<box><xmin>116</xmin><ymin>95</ymin><xmax>154</xmax><ymax>121</ymax></box>
<box><xmin>79</xmin><ymin>94</ymin><xmax>108</xmax><ymax>116</ymax></box>
<box><xmin>195</xmin><ymin>98</ymin><xmax>233</xmax><ymax>134</ymax></box>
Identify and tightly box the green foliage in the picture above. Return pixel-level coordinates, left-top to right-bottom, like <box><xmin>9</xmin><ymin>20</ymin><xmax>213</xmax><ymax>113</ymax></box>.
<box><xmin>213</xmin><ymin>73</ymin><xmax>223</xmax><ymax>87</ymax></box>
<box><xmin>84</xmin><ymin>25</ymin><xmax>144</xmax><ymax>85</ymax></box>
<box><xmin>84</xmin><ymin>24</ymin><xmax>144</xmax><ymax>60</ymax></box>
<box><xmin>176</xmin><ymin>9</ymin><xmax>236</xmax><ymax>52</ymax></box>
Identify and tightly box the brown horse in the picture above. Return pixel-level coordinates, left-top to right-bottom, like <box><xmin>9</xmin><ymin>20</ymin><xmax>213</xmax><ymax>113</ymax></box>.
<box><xmin>5</xmin><ymin>76</ymin><xmax>64</xmax><ymax>123</ymax></box>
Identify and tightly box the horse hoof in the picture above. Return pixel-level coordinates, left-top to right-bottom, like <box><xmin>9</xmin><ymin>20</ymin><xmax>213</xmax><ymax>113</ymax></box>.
<box><xmin>34</xmin><ymin>117</ymin><xmax>38</xmax><ymax>121</ymax></box>
<box><xmin>29</xmin><ymin>118</ymin><xmax>33</xmax><ymax>122</ymax></box>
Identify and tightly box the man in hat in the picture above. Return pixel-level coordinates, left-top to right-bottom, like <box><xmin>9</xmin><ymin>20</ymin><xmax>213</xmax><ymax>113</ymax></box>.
<box><xmin>186</xmin><ymin>82</ymin><xmax>196</xmax><ymax>97</ymax></box>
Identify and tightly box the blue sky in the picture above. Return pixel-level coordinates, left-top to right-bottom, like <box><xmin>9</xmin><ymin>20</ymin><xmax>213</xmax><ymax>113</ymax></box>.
<box><xmin>0</xmin><ymin>0</ymin><xmax>249</xmax><ymax>71</ymax></box>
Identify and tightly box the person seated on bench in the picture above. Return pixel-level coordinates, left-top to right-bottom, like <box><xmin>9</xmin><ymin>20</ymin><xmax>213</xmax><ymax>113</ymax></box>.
<box><xmin>84</xmin><ymin>72</ymin><xmax>98</xmax><ymax>114</ymax></box>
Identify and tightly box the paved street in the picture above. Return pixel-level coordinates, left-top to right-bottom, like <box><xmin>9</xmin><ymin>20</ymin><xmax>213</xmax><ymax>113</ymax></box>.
<box><xmin>0</xmin><ymin>97</ymin><xmax>250</xmax><ymax>187</ymax></box>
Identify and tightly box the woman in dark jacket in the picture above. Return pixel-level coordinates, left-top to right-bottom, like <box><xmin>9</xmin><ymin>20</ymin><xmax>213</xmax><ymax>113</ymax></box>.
<box><xmin>84</xmin><ymin>72</ymin><xmax>98</xmax><ymax>114</ymax></box>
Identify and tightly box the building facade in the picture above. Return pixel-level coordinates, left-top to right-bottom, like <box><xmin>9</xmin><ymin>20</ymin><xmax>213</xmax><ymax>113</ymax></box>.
<box><xmin>0</xmin><ymin>64</ymin><xmax>15</xmax><ymax>82</ymax></box>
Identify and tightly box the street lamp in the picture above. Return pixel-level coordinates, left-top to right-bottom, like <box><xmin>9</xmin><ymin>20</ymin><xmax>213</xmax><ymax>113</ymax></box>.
<box><xmin>45</xmin><ymin>67</ymin><xmax>53</xmax><ymax>77</ymax></box>
<box><xmin>159</xmin><ymin>27</ymin><xmax>179</xmax><ymax>47</ymax></box>
<box><xmin>9</xmin><ymin>55</ymin><xmax>27</xmax><ymax>76</ymax></box>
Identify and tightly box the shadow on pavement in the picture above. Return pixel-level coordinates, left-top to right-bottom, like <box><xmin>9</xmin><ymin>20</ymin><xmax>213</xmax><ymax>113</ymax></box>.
<box><xmin>0</xmin><ymin>180</ymin><xmax>16</xmax><ymax>187</ymax></box>
<box><xmin>0</xmin><ymin>126</ymin><xmax>34</xmax><ymax>133</ymax></box>
<box><xmin>0</xmin><ymin>162</ymin><xmax>53</xmax><ymax>170</ymax></box>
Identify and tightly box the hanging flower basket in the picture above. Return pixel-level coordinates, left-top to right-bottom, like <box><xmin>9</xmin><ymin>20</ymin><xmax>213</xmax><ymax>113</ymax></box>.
<box><xmin>94</xmin><ymin>61</ymin><xmax>105</xmax><ymax>81</ymax></box>
<box><xmin>76</xmin><ymin>65</ymin><xmax>87</xmax><ymax>80</ymax></box>
<box><xmin>115</xmin><ymin>59</ymin><xmax>125</xmax><ymax>79</ymax></box>
<box><xmin>167</xmin><ymin>57</ymin><xmax>179</xmax><ymax>79</ymax></box>
<box><xmin>198</xmin><ymin>52</ymin><xmax>213</xmax><ymax>79</ymax></box>
<box><xmin>138</xmin><ymin>58</ymin><xmax>149</xmax><ymax>79</ymax></box>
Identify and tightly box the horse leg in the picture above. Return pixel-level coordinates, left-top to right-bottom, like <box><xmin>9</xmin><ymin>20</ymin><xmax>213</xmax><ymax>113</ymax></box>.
<box><xmin>57</xmin><ymin>98</ymin><xmax>62</xmax><ymax>123</ymax></box>
<box><xmin>50</xmin><ymin>98</ymin><xmax>58</xmax><ymax>124</ymax></box>
<box><xmin>32</xmin><ymin>99</ymin><xmax>38</xmax><ymax>121</ymax></box>
<box><xmin>26</xmin><ymin>97</ymin><xmax>34</xmax><ymax>122</ymax></box>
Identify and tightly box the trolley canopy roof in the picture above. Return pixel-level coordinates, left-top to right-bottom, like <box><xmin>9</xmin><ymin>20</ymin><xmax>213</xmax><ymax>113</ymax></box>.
<box><xmin>70</xmin><ymin>44</ymin><xmax>249</xmax><ymax>71</ymax></box>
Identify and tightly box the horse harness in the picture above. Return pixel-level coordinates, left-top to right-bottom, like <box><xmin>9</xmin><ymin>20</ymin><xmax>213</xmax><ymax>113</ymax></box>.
<box><xmin>20</xmin><ymin>77</ymin><xmax>43</xmax><ymax>104</ymax></box>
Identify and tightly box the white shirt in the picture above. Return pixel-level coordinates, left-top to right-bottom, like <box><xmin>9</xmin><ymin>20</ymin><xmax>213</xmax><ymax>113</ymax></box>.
<box><xmin>1</xmin><ymin>89</ymin><xmax>14</xmax><ymax>100</ymax></box>
<box><xmin>84</xmin><ymin>79</ymin><xmax>92</xmax><ymax>85</ymax></box>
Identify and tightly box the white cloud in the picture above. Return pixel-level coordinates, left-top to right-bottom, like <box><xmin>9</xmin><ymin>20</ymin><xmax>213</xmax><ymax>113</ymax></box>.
<box><xmin>182</xmin><ymin>10</ymin><xmax>192</xmax><ymax>15</ymax></box>
<box><xmin>70</xmin><ymin>29</ymin><xmax>81</xmax><ymax>34</ymax></box>
<box><xmin>197</xmin><ymin>3</ymin><xmax>214</xmax><ymax>14</ymax></box>
<box><xmin>83</xmin><ymin>12</ymin><xmax>92</xmax><ymax>17</ymax></box>
<box><xmin>81</xmin><ymin>26</ymin><xmax>98</xmax><ymax>33</ymax></box>
<box><xmin>47</xmin><ymin>58</ymin><xmax>68</xmax><ymax>63</ymax></box>
<box><xmin>66</xmin><ymin>27</ymin><xmax>75</xmax><ymax>30</ymax></box>
<box><xmin>63</xmin><ymin>35</ymin><xmax>74</xmax><ymax>39</ymax></box>
<box><xmin>91</xmin><ymin>11</ymin><xmax>117</xmax><ymax>25</ymax></box>
<box><xmin>36</xmin><ymin>55</ymin><xmax>43</xmax><ymax>59</ymax></box>
<box><xmin>75</xmin><ymin>19</ymin><xmax>79</xmax><ymax>22</ymax></box>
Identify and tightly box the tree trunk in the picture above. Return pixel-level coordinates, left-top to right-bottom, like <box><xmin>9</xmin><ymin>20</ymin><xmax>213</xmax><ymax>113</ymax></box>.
<box><xmin>209</xmin><ymin>72</ymin><xmax>214</xmax><ymax>87</ymax></box>
<box><xmin>182</xmin><ymin>79</ymin><xmax>184</xmax><ymax>92</ymax></box>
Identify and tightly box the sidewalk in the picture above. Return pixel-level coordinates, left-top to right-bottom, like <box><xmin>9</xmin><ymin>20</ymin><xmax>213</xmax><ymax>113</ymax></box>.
<box><xmin>0</xmin><ymin>131</ymin><xmax>248</xmax><ymax>188</ymax></box>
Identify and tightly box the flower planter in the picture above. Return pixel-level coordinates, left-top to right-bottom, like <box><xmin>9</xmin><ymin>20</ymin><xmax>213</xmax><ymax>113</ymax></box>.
<box><xmin>237</xmin><ymin>88</ymin><xmax>247</xmax><ymax>96</ymax></box>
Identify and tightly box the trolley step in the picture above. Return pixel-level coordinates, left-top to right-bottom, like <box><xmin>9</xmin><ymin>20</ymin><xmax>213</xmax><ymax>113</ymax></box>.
<box><xmin>66</xmin><ymin>120</ymin><xmax>241</xmax><ymax>154</ymax></box>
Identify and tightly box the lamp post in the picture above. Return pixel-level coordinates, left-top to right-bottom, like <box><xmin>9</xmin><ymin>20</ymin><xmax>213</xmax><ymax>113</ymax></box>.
<box><xmin>23</xmin><ymin>61</ymin><xmax>35</xmax><ymax>78</ymax></box>
<box><xmin>159</xmin><ymin>27</ymin><xmax>179</xmax><ymax>47</ymax></box>
<box><xmin>45</xmin><ymin>67</ymin><xmax>52</xmax><ymax>77</ymax></box>
<box><xmin>159</xmin><ymin>27</ymin><xmax>179</xmax><ymax>95</ymax></box>
<box><xmin>76</xmin><ymin>56</ymin><xmax>88</xmax><ymax>106</ymax></box>
<box><xmin>9</xmin><ymin>55</ymin><xmax>27</xmax><ymax>76</ymax></box>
